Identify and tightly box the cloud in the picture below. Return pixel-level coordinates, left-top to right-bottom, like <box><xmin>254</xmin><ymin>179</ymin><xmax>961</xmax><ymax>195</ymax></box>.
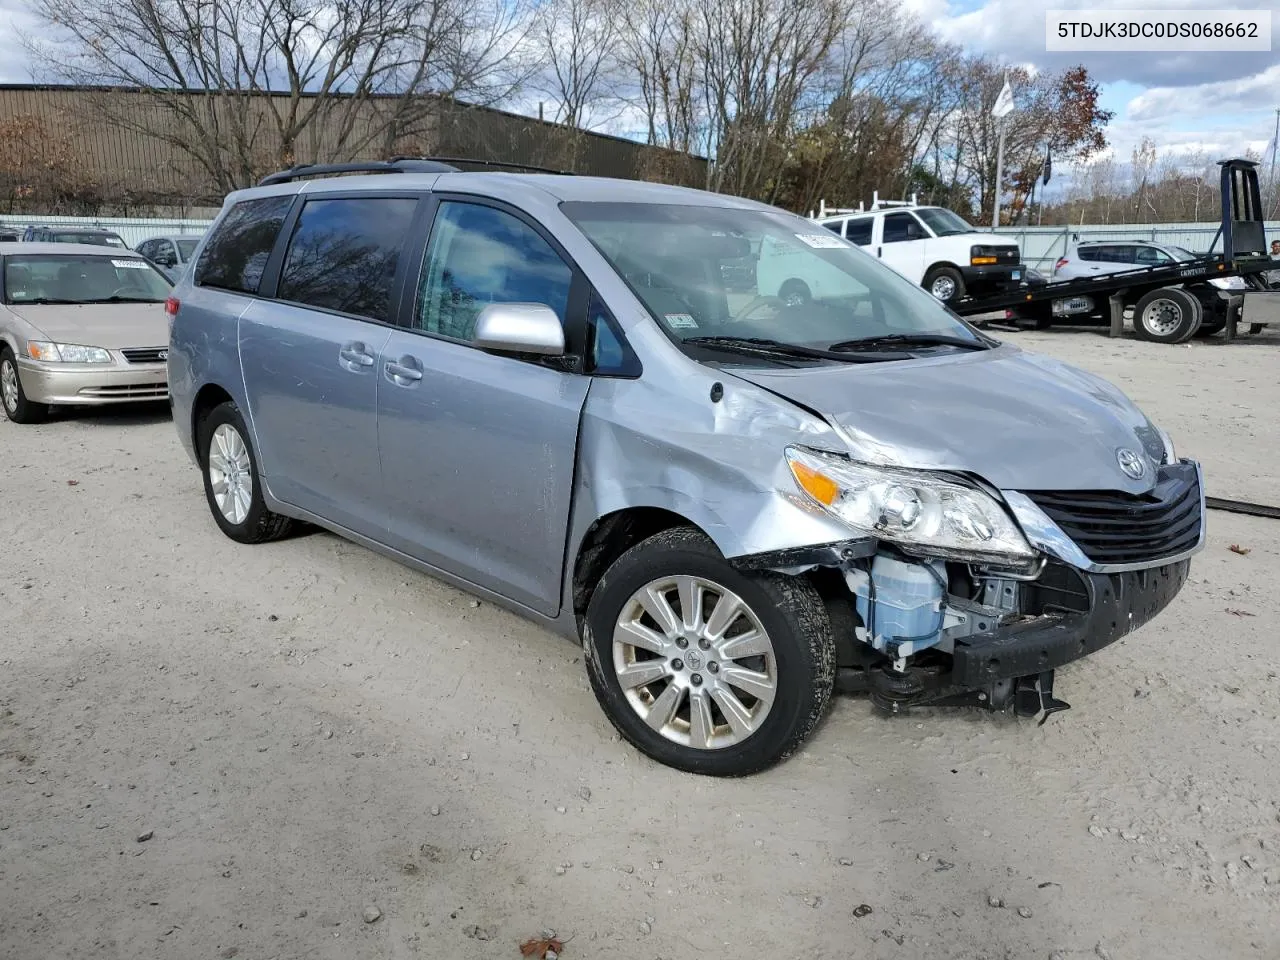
<box><xmin>0</xmin><ymin>0</ymin><xmax>39</xmax><ymax>82</ymax></box>
<box><xmin>1126</xmin><ymin>63</ymin><xmax>1280</xmax><ymax>124</ymax></box>
<box><xmin>929</xmin><ymin>0</ymin><xmax>1278</xmax><ymax>88</ymax></box>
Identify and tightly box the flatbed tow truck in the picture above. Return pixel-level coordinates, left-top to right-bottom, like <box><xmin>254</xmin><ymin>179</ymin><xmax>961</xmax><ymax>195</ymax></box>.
<box><xmin>948</xmin><ymin>158</ymin><xmax>1280</xmax><ymax>344</ymax></box>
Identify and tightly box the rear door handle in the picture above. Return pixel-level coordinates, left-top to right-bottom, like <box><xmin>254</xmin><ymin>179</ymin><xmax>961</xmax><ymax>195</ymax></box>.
<box><xmin>338</xmin><ymin>341</ymin><xmax>375</xmax><ymax>371</ymax></box>
<box><xmin>385</xmin><ymin>356</ymin><xmax>423</xmax><ymax>384</ymax></box>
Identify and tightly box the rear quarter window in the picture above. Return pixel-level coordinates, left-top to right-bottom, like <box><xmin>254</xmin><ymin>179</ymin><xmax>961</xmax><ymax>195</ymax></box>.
<box><xmin>195</xmin><ymin>195</ymin><xmax>294</xmax><ymax>294</ymax></box>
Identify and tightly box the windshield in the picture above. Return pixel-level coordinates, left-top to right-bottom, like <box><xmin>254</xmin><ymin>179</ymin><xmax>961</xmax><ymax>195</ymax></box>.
<box><xmin>1167</xmin><ymin>245</ymin><xmax>1198</xmax><ymax>261</ymax></box>
<box><xmin>914</xmin><ymin>207</ymin><xmax>974</xmax><ymax>237</ymax></box>
<box><xmin>3</xmin><ymin>254</ymin><xmax>171</xmax><ymax>304</ymax></box>
<box><xmin>51</xmin><ymin>232</ymin><xmax>127</xmax><ymax>247</ymax></box>
<box><xmin>561</xmin><ymin>201</ymin><xmax>983</xmax><ymax>358</ymax></box>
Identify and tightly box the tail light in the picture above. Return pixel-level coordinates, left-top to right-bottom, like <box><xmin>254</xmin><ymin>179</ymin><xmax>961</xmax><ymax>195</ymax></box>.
<box><xmin>1054</xmin><ymin>258</ymin><xmax>1068</xmax><ymax>272</ymax></box>
<box><xmin>165</xmin><ymin>297</ymin><xmax>180</xmax><ymax>338</ymax></box>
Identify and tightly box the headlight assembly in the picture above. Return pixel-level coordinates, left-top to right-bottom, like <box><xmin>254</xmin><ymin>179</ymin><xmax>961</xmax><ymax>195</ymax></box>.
<box><xmin>785</xmin><ymin>446</ymin><xmax>1035</xmax><ymax>565</ymax></box>
<box><xmin>26</xmin><ymin>341</ymin><xmax>113</xmax><ymax>363</ymax></box>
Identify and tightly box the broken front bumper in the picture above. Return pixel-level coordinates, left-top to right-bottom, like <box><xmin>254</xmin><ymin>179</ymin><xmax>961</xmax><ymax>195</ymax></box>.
<box><xmin>949</xmin><ymin>559</ymin><xmax>1190</xmax><ymax>687</ymax></box>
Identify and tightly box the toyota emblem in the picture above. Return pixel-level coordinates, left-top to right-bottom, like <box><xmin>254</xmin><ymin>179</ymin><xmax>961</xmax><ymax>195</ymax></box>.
<box><xmin>158</xmin><ymin>349</ymin><xmax>168</xmax><ymax>361</ymax></box>
<box><xmin>1116</xmin><ymin>448</ymin><xmax>1146</xmax><ymax>480</ymax></box>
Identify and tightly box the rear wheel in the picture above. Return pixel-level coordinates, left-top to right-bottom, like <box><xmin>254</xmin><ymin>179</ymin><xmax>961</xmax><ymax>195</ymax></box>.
<box><xmin>583</xmin><ymin>527</ymin><xmax>835</xmax><ymax>776</ymax></box>
<box><xmin>923</xmin><ymin>266</ymin><xmax>965</xmax><ymax>303</ymax></box>
<box><xmin>198</xmin><ymin>400</ymin><xmax>294</xmax><ymax>544</ymax></box>
<box><xmin>1133</xmin><ymin>287</ymin><xmax>1202</xmax><ymax>343</ymax></box>
<box><xmin>0</xmin><ymin>347</ymin><xmax>47</xmax><ymax>424</ymax></box>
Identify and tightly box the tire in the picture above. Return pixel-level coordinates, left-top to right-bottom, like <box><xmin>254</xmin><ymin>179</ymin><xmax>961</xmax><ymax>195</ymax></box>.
<box><xmin>197</xmin><ymin>400</ymin><xmax>294</xmax><ymax>544</ymax></box>
<box><xmin>583</xmin><ymin>527</ymin><xmax>835</xmax><ymax>776</ymax></box>
<box><xmin>923</xmin><ymin>266</ymin><xmax>965</xmax><ymax>303</ymax></box>
<box><xmin>0</xmin><ymin>347</ymin><xmax>47</xmax><ymax>424</ymax></box>
<box><xmin>1133</xmin><ymin>287</ymin><xmax>1202</xmax><ymax>343</ymax></box>
<box><xmin>778</xmin><ymin>279</ymin><xmax>811</xmax><ymax>307</ymax></box>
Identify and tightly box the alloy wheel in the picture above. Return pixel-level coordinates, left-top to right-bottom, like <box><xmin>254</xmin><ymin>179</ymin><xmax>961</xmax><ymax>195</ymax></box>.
<box><xmin>208</xmin><ymin>423</ymin><xmax>253</xmax><ymax>525</ymax></box>
<box><xmin>612</xmin><ymin>575</ymin><xmax>777</xmax><ymax>750</ymax></box>
<box><xmin>0</xmin><ymin>360</ymin><xmax>17</xmax><ymax>413</ymax></box>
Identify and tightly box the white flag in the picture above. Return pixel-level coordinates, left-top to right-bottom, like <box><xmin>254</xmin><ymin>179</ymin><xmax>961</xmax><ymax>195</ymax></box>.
<box><xmin>991</xmin><ymin>78</ymin><xmax>1015</xmax><ymax>119</ymax></box>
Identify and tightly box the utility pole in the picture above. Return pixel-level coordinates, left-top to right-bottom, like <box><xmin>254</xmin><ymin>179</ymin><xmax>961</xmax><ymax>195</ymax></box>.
<box><xmin>1270</xmin><ymin>107</ymin><xmax>1279</xmax><ymax>218</ymax></box>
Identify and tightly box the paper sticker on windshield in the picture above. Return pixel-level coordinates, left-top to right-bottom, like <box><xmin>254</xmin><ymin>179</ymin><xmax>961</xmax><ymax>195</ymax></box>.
<box><xmin>111</xmin><ymin>259</ymin><xmax>149</xmax><ymax>269</ymax></box>
<box><xmin>665</xmin><ymin>313</ymin><xmax>699</xmax><ymax>329</ymax></box>
<box><xmin>795</xmin><ymin>233</ymin><xmax>848</xmax><ymax>249</ymax></box>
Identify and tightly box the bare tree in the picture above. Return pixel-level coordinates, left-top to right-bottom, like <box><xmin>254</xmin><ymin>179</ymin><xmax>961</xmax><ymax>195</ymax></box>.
<box><xmin>530</xmin><ymin>0</ymin><xmax>620</xmax><ymax>130</ymax></box>
<box><xmin>616</xmin><ymin>0</ymin><xmax>701</xmax><ymax>153</ymax></box>
<box><xmin>26</xmin><ymin>0</ymin><xmax>531</xmax><ymax>195</ymax></box>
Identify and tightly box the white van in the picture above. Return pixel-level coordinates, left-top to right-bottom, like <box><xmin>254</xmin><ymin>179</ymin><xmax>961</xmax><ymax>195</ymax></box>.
<box><xmin>804</xmin><ymin>200</ymin><xmax>1023</xmax><ymax>304</ymax></box>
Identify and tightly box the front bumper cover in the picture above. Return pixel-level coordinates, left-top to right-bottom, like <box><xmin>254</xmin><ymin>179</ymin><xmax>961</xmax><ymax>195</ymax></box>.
<box><xmin>950</xmin><ymin>559</ymin><xmax>1190</xmax><ymax>686</ymax></box>
<box><xmin>18</xmin><ymin>358</ymin><xmax>169</xmax><ymax>405</ymax></box>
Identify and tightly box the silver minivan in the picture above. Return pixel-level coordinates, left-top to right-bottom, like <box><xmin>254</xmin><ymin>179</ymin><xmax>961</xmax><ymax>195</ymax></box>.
<box><xmin>167</xmin><ymin>161</ymin><xmax>1204</xmax><ymax>776</ymax></box>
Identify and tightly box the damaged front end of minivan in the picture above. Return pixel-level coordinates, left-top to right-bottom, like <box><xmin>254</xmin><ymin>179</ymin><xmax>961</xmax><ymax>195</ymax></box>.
<box><xmin>729</xmin><ymin>438</ymin><xmax>1204</xmax><ymax>721</ymax></box>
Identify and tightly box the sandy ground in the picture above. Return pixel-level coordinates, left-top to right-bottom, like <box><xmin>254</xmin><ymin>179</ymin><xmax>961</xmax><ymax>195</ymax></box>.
<box><xmin>2</xmin><ymin>324</ymin><xmax>1278</xmax><ymax>960</ymax></box>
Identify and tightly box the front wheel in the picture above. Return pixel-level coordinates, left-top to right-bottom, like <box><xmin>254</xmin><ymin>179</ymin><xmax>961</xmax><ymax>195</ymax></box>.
<box><xmin>198</xmin><ymin>400</ymin><xmax>294</xmax><ymax>544</ymax></box>
<box><xmin>923</xmin><ymin>266</ymin><xmax>965</xmax><ymax>303</ymax></box>
<box><xmin>777</xmin><ymin>279</ymin><xmax>811</xmax><ymax>307</ymax></box>
<box><xmin>0</xmin><ymin>347</ymin><xmax>47</xmax><ymax>424</ymax></box>
<box><xmin>583</xmin><ymin>527</ymin><xmax>835</xmax><ymax>776</ymax></box>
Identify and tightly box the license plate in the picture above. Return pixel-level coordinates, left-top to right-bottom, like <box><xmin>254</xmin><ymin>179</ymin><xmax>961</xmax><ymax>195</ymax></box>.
<box><xmin>1012</xmin><ymin>270</ymin><xmax>1021</xmax><ymax>280</ymax></box>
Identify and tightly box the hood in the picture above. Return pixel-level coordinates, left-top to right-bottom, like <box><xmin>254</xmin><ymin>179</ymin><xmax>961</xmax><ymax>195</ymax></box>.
<box><xmin>6</xmin><ymin>302</ymin><xmax>168</xmax><ymax>349</ymax></box>
<box><xmin>726</xmin><ymin>345</ymin><xmax>1165</xmax><ymax>494</ymax></box>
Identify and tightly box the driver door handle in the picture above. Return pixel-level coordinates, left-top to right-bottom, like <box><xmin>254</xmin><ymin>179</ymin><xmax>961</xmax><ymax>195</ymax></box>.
<box><xmin>385</xmin><ymin>356</ymin><xmax>423</xmax><ymax>384</ymax></box>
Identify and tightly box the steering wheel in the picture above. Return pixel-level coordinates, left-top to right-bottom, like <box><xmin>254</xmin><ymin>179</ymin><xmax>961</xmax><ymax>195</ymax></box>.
<box><xmin>731</xmin><ymin>295</ymin><xmax>785</xmax><ymax>322</ymax></box>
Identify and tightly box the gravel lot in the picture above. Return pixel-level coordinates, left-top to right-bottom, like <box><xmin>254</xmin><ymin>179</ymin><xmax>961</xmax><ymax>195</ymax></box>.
<box><xmin>2</xmin><ymin>326</ymin><xmax>1278</xmax><ymax>960</ymax></box>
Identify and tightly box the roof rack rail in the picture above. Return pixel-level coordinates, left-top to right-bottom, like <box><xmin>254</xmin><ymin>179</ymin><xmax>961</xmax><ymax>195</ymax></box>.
<box><xmin>394</xmin><ymin>156</ymin><xmax>575</xmax><ymax>176</ymax></box>
<box><xmin>258</xmin><ymin>158</ymin><xmax>459</xmax><ymax>186</ymax></box>
<box><xmin>257</xmin><ymin>155</ymin><xmax>576</xmax><ymax>186</ymax></box>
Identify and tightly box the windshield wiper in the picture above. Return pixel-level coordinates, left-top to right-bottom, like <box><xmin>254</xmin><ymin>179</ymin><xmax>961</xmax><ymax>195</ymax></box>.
<box><xmin>828</xmin><ymin>333</ymin><xmax>992</xmax><ymax>353</ymax></box>
<box><xmin>683</xmin><ymin>335</ymin><xmax>882</xmax><ymax>363</ymax></box>
<box><xmin>82</xmin><ymin>296</ymin><xmax>163</xmax><ymax>304</ymax></box>
<box><xmin>7</xmin><ymin>297</ymin><xmax>77</xmax><ymax>305</ymax></box>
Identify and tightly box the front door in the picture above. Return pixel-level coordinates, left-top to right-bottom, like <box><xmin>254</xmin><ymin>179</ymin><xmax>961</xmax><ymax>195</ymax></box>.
<box><xmin>377</xmin><ymin>199</ymin><xmax>590</xmax><ymax>616</ymax></box>
<box><xmin>239</xmin><ymin>194</ymin><xmax>420</xmax><ymax>536</ymax></box>
<box><xmin>876</xmin><ymin>211</ymin><xmax>928</xmax><ymax>284</ymax></box>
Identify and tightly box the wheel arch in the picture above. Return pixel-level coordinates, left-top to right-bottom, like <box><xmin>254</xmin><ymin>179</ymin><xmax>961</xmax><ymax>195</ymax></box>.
<box><xmin>571</xmin><ymin>507</ymin><xmax>713</xmax><ymax>629</ymax></box>
<box><xmin>924</xmin><ymin>260</ymin><xmax>963</xmax><ymax>277</ymax></box>
<box><xmin>190</xmin><ymin>383</ymin><xmax>235</xmax><ymax>466</ymax></box>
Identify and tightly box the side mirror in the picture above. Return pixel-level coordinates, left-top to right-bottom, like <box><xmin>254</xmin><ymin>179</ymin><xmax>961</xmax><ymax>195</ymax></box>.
<box><xmin>472</xmin><ymin>302</ymin><xmax>565</xmax><ymax>356</ymax></box>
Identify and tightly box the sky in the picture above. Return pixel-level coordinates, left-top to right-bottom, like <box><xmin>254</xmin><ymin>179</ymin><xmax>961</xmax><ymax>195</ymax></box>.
<box><xmin>909</xmin><ymin>0</ymin><xmax>1280</xmax><ymax>173</ymax></box>
<box><xmin>1</xmin><ymin>0</ymin><xmax>1277</xmax><ymax>186</ymax></box>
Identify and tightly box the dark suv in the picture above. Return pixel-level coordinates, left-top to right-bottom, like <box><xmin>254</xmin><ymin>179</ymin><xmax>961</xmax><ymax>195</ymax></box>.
<box><xmin>22</xmin><ymin>225</ymin><xmax>129</xmax><ymax>249</ymax></box>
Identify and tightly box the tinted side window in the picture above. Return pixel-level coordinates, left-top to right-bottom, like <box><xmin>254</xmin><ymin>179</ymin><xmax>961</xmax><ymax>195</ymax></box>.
<box><xmin>822</xmin><ymin>220</ymin><xmax>844</xmax><ymax>236</ymax></box>
<box><xmin>846</xmin><ymin>218</ymin><xmax>873</xmax><ymax>246</ymax></box>
<box><xmin>1076</xmin><ymin>246</ymin><xmax>1099</xmax><ymax>262</ymax></box>
<box><xmin>416</xmin><ymin>201</ymin><xmax>572</xmax><ymax>341</ymax></box>
<box><xmin>276</xmin><ymin>197</ymin><xmax>417</xmax><ymax>321</ymax></box>
<box><xmin>195</xmin><ymin>195</ymin><xmax>294</xmax><ymax>295</ymax></box>
<box><xmin>882</xmin><ymin>212</ymin><xmax>923</xmax><ymax>244</ymax></box>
